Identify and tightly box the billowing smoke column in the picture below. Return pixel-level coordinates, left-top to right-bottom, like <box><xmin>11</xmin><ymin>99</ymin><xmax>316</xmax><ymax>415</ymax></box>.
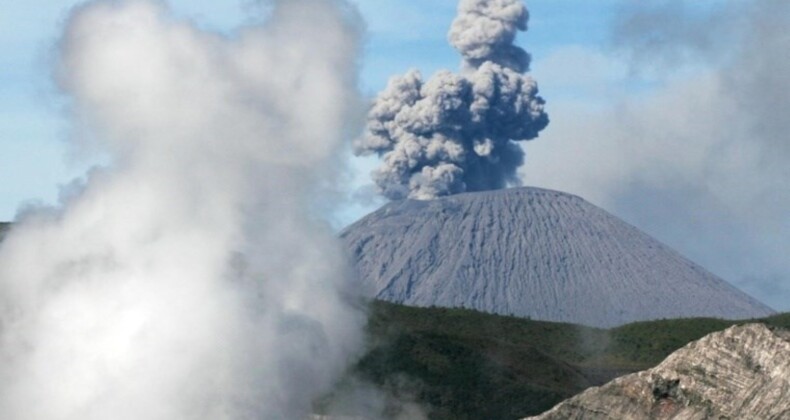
<box><xmin>355</xmin><ymin>0</ymin><xmax>549</xmax><ymax>200</ymax></box>
<box><xmin>0</xmin><ymin>0</ymin><xmax>366</xmax><ymax>419</ymax></box>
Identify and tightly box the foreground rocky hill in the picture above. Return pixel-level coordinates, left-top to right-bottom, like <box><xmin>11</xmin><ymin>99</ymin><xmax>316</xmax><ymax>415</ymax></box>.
<box><xmin>525</xmin><ymin>323</ymin><xmax>790</xmax><ymax>419</ymax></box>
<box><xmin>341</xmin><ymin>187</ymin><xmax>774</xmax><ymax>327</ymax></box>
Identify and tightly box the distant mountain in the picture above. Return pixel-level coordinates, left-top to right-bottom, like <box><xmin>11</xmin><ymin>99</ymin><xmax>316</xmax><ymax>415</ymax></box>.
<box><xmin>526</xmin><ymin>323</ymin><xmax>790</xmax><ymax>419</ymax></box>
<box><xmin>341</xmin><ymin>187</ymin><xmax>774</xmax><ymax>327</ymax></box>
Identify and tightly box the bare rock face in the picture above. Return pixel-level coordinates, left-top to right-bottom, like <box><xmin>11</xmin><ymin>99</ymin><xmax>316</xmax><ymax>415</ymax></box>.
<box><xmin>340</xmin><ymin>187</ymin><xmax>774</xmax><ymax>327</ymax></box>
<box><xmin>525</xmin><ymin>323</ymin><xmax>790</xmax><ymax>419</ymax></box>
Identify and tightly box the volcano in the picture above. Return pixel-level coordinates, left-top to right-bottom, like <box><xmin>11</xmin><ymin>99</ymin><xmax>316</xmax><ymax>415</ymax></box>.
<box><xmin>340</xmin><ymin>187</ymin><xmax>774</xmax><ymax>327</ymax></box>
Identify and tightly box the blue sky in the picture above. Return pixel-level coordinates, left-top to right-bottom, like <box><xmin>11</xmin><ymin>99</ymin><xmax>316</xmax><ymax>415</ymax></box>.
<box><xmin>2</xmin><ymin>0</ymin><xmax>788</xmax><ymax>311</ymax></box>
<box><xmin>0</xmin><ymin>0</ymin><xmax>617</xmax><ymax>220</ymax></box>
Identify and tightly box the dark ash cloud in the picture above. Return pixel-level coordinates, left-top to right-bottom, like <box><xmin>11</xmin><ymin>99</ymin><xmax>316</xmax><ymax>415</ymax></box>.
<box><xmin>355</xmin><ymin>0</ymin><xmax>548</xmax><ymax>200</ymax></box>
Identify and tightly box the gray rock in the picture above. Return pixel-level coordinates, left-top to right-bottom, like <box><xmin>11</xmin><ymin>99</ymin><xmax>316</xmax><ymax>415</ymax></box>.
<box><xmin>340</xmin><ymin>187</ymin><xmax>774</xmax><ymax>327</ymax></box>
<box><xmin>525</xmin><ymin>323</ymin><xmax>790</xmax><ymax>419</ymax></box>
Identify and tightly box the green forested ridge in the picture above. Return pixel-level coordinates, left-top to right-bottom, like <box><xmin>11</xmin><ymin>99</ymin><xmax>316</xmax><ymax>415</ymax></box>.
<box><xmin>344</xmin><ymin>301</ymin><xmax>789</xmax><ymax>420</ymax></box>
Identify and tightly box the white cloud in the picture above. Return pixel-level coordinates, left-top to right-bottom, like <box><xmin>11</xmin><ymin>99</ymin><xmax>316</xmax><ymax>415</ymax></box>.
<box><xmin>521</xmin><ymin>1</ymin><xmax>790</xmax><ymax>311</ymax></box>
<box><xmin>0</xmin><ymin>0</ymin><xmax>368</xmax><ymax>418</ymax></box>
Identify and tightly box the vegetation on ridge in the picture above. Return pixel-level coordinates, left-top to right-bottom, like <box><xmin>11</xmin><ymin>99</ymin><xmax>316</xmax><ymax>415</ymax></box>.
<box><xmin>339</xmin><ymin>301</ymin><xmax>789</xmax><ymax>420</ymax></box>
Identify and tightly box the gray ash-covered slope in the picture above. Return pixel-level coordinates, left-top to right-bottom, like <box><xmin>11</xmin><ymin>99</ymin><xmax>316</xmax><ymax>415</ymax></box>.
<box><xmin>340</xmin><ymin>187</ymin><xmax>774</xmax><ymax>328</ymax></box>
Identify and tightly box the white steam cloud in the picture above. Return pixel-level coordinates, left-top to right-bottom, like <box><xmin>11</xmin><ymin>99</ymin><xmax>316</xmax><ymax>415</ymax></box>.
<box><xmin>0</xmin><ymin>0</ymin><xmax>367</xmax><ymax>418</ymax></box>
<box><xmin>354</xmin><ymin>0</ymin><xmax>548</xmax><ymax>200</ymax></box>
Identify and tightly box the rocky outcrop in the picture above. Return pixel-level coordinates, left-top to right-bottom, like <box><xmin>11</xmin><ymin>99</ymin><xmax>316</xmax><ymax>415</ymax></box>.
<box><xmin>341</xmin><ymin>187</ymin><xmax>774</xmax><ymax>327</ymax></box>
<box><xmin>525</xmin><ymin>323</ymin><xmax>790</xmax><ymax>419</ymax></box>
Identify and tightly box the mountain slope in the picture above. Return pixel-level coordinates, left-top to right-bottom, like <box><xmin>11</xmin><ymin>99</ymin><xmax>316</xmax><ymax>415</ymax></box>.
<box><xmin>525</xmin><ymin>323</ymin><xmax>790</xmax><ymax>419</ymax></box>
<box><xmin>341</xmin><ymin>187</ymin><xmax>774</xmax><ymax>327</ymax></box>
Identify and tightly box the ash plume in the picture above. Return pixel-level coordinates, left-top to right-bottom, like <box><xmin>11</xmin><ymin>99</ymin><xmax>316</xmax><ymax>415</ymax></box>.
<box><xmin>449</xmin><ymin>0</ymin><xmax>531</xmax><ymax>72</ymax></box>
<box><xmin>0</xmin><ymin>0</ymin><xmax>367</xmax><ymax>419</ymax></box>
<box><xmin>355</xmin><ymin>0</ymin><xmax>549</xmax><ymax>200</ymax></box>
